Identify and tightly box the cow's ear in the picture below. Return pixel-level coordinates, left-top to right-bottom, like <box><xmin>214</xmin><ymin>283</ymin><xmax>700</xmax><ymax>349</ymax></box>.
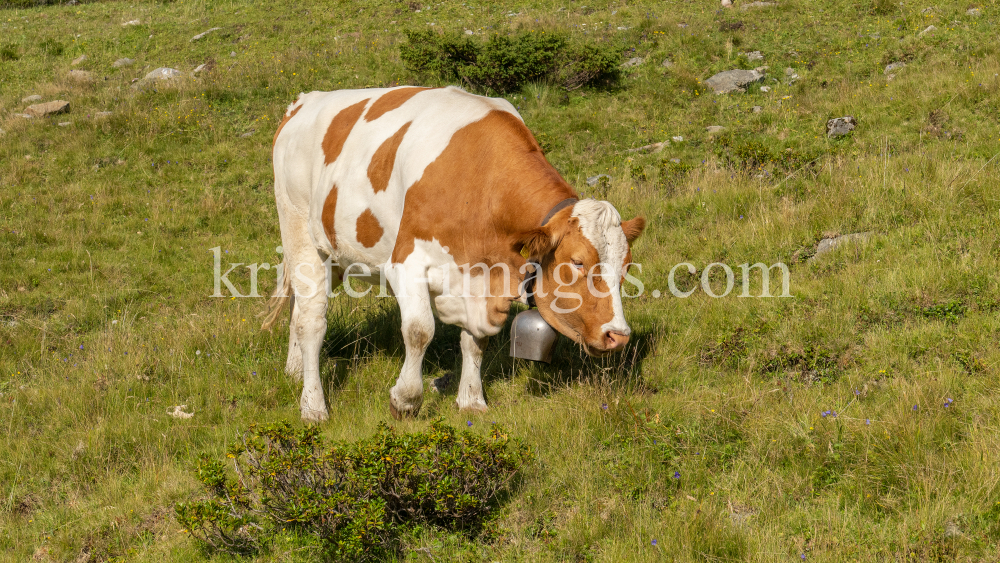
<box><xmin>520</xmin><ymin>227</ymin><xmax>558</xmax><ymax>259</ymax></box>
<box><xmin>621</xmin><ymin>217</ymin><xmax>646</xmax><ymax>244</ymax></box>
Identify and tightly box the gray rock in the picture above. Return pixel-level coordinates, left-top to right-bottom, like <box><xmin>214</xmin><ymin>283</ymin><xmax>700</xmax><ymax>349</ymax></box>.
<box><xmin>239</xmin><ymin>129</ymin><xmax>255</xmax><ymax>138</ymax></box>
<box><xmin>586</xmin><ymin>174</ymin><xmax>612</xmax><ymax>187</ymax></box>
<box><xmin>15</xmin><ymin>114</ymin><xmax>33</xmax><ymax>119</ymax></box>
<box><xmin>752</xmin><ymin>105</ymin><xmax>762</xmax><ymax>113</ymax></box>
<box><xmin>920</xmin><ymin>6</ymin><xmax>935</xmax><ymax>13</ymax></box>
<box><xmin>58</xmin><ymin>122</ymin><xmax>72</xmax><ymax>127</ymax></box>
<box><xmin>886</xmin><ymin>73</ymin><xmax>896</xmax><ymax>82</ymax></box>
<box><xmin>669</xmin><ymin>158</ymin><xmax>681</xmax><ymax>164</ymax></box>
<box><xmin>464</xmin><ymin>29</ymin><xmax>474</xmax><ymax>35</ymax></box>
<box><xmin>67</xmin><ymin>69</ymin><xmax>94</xmax><ymax>82</ymax></box>
<box><xmin>966</xmin><ymin>7</ymin><xmax>981</xmax><ymax>16</ymax></box>
<box><xmin>95</xmin><ymin>111</ymin><xmax>113</xmax><ymax>118</ymax></box>
<box><xmin>672</xmin><ymin>135</ymin><xmax>684</xmax><ymax>142</ymax></box>
<box><xmin>230</xmin><ymin>51</ymin><xmax>237</xmax><ymax>57</ymax></box>
<box><xmin>919</xmin><ymin>25</ymin><xmax>936</xmax><ymax>36</ymax></box>
<box><xmin>703</xmin><ymin>69</ymin><xmax>764</xmax><ymax>94</ymax></box>
<box><xmin>190</xmin><ymin>27</ymin><xmax>222</xmax><ymax>42</ymax></box>
<box><xmin>785</xmin><ymin>67</ymin><xmax>799</xmax><ymax>83</ymax></box>
<box><xmin>131</xmin><ymin>67</ymin><xmax>183</xmax><ymax>90</ymax></box>
<box><xmin>21</xmin><ymin>94</ymin><xmax>42</xmax><ymax>103</ymax></box>
<box><xmin>145</xmin><ymin>67</ymin><xmax>182</xmax><ymax>80</ymax></box>
<box><xmin>661</xmin><ymin>58</ymin><xmax>674</xmax><ymax>68</ymax></box>
<box><xmin>706</xmin><ymin>125</ymin><xmax>727</xmax><ymax>134</ymax></box>
<box><xmin>741</xmin><ymin>1</ymin><xmax>776</xmax><ymax>9</ymax></box>
<box><xmin>71</xmin><ymin>55</ymin><xmax>88</xmax><ymax>65</ymax></box>
<box><xmin>621</xmin><ymin>57</ymin><xmax>644</xmax><ymax>68</ymax></box>
<box><xmin>121</xmin><ymin>19</ymin><xmax>140</xmax><ymax>26</ymax></box>
<box><xmin>113</xmin><ymin>57</ymin><xmax>135</xmax><ymax>68</ymax></box>
<box><xmin>25</xmin><ymin>100</ymin><xmax>70</xmax><ymax>117</ymax></box>
<box><xmin>826</xmin><ymin>116</ymin><xmax>857</xmax><ymax>137</ymax></box>
<box><xmin>884</xmin><ymin>62</ymin><xmax>906</xmax><ymax>74</ymax></box>
<box><xmin>721</xmin><ymin>0</ymin><xmax>733</xmax><ymax>6</ymax></box>
<box><xmin>746</xmin><ymin>51</ymin><xmax>763</xmax><ymax>61</ymax></box>
<box><xmin>945</xmin><ymin>521</ymin><xmax>963</xmax><ymax>538</ymax></box>
<box><xmin>811</xmin><ymin>232</ymin><xmax>871</xmax><ymax>260</ymax></box>
<box><xmin>759</xmin><ymin>85</ymin><xmax>771</xmax><ymax>92</ymax></box>
<box><xmin>193</xmin><ymin>63</ymin><xmax>208</xmax><ymax>74</ymax></box>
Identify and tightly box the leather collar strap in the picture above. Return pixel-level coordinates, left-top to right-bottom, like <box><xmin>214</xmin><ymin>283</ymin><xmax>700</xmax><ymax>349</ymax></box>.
<box><xmin>525</xmin><ymin>198</ymin><xmax>577</xmax><ymax>308</ymax></box>
<box><xmin>540</xmin><ymin>198</ymin><xmax>578</xmax><ymax>226</ymax></box>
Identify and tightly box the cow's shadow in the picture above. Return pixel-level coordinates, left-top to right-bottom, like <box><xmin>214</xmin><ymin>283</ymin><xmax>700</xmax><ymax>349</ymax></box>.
<box><xmin>319</xmin><ymin>297</ymin><xmax>656</xmax><ymax>397</ymax></box>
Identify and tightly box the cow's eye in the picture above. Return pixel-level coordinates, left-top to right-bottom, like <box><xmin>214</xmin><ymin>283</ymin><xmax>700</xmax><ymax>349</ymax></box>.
<box><xmin>571</xmin><ymin>259</ymin><xmax>585</xmax><ymax>270</ymax></box>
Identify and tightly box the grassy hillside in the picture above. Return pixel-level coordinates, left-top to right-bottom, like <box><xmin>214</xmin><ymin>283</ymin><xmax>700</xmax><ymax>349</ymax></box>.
<box><xmin>2</xmin><ymin>0</ymin><xmax>1000</xmax><ymax>561</ymax></box>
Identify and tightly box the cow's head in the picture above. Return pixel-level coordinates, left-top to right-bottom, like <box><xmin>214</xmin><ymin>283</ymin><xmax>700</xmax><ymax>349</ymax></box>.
<box><xmin>521</xmin><ymin>199</ymin><xmax>645</xmax><ymax>356</ymax></box>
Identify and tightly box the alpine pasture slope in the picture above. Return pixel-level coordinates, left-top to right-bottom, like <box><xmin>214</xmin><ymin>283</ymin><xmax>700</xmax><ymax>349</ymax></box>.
<box><xmin>2</xmin><ymin>0</ymin><xmax>1000</xmax><ymax>560</ymax></box>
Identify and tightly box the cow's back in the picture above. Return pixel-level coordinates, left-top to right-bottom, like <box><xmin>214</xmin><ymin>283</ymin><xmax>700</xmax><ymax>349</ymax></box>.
<box><xmin>273</xmin><ymin>86</ymin><xmax>519</xmax><ymax>269</ymax></box>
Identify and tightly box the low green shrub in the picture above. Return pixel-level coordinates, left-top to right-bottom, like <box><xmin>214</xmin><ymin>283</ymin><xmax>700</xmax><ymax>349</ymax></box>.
<box><xmin>176</xmin><ymin>420</ymin><xmax>531</xmax><ymax>560</ymax></box>
<box><xmin>400</xmin><ymin>29</ymin><xmax>623</xmax><ymax>94</ymax></box>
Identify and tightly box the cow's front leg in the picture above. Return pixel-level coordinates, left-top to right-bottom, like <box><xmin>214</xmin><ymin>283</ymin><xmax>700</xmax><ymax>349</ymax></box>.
<box><xmin>387</xmin><ymin>268</ymin><xmax>434</xmax><ymax>419</ymax></box>
<box><xmin>456</xmin><ymin>329</ymin><xmax>488</xmax><ymax>412</ymax></box>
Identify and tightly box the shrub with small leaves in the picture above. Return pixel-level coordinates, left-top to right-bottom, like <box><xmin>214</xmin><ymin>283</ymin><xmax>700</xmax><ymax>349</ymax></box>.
<box><xmin>176</xmin><ymin>420</ymin><xmax>531</xmax><ymax>560</ymax></box>
<box><xmin>400</xmin><ymin>29</ymin><xmax>622</xmax><ymax>94</ymax></box>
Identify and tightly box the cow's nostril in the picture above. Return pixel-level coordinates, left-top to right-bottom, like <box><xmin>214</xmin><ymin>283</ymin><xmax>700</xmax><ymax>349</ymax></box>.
<box><xmin>605</xmin><ymin>330</ymin><xmax>629</xmax><ymax>350</ymax></box>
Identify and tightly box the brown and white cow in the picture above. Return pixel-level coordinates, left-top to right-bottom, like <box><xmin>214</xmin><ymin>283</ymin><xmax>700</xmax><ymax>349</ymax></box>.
<box><xmin>263</xmin><ymin>86</ymin><xmax>644</xmax><ymax>422</ymax></box>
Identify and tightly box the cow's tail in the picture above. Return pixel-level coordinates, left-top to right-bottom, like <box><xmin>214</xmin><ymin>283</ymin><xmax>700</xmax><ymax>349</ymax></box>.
<box><xmin>260</xmin><ymin>262</ymin><xmax>291</xmax><ymax>331</ymax></box>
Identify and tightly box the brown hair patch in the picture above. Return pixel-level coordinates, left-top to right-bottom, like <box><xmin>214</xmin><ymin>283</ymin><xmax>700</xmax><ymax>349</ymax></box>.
<box><xmin>367</xmin><ymin>121</ymin><xmax>412</xmax><ymax>193</ymax></box>
<box><xmin>321</xmin><ymin>184</ymin><xmax>338</xmax><ymax>248</ymax></box>
<box><xmin>356</xmin><ymin>209</ymin><xmax>384</xmax><ymax>248</ymax></box>
<box><xmin>322</xmin><ymin>98</ymin><xmax>370</xmax><ymax>165</ymax></box>
<box><xmin>273</xmin><ymin>104</ymin><xmax>302</xmax><ymax>147</ymax></box>
<box><xmin>364</xmin><ymin>87</ymin><xmax>433</xmax><ymax>122</ymax></box>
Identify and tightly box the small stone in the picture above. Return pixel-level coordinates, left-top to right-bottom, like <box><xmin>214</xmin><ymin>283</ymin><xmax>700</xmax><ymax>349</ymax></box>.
<box><xmin>121</xmin><ymin>19</ymin><xmax>140</xmax><ymax>26</ymax></box>
<box><xmin>71</xmin><ymin>54</ymin><xmax>88</xmax><ymax>65</ymax></box>
<box><xmin>58</xmin><ymin>122</ymin><xmax>72</xmax><ymax>127</ymax></box>
<box><xmin>919</xmin><ymin>25</ymin><xmax>936</xmax><ymax>36</ymax></box>
<box><xmin>0</xmin><ymin>128</ymin><xmax>5</xmax><ymax>136</ymax></box>
<box><xmin>193</xmin><ymin>63</ymin><xmax>207</xmax><ymax>74</ymax></box>
<box><xmin>25</xmin><ymin>100</ymin><xmax>70</xmax><ymax>117</ymax></box>
<box><xmin>966</xmin><ymin>7</ymin><xmax>981</xmax><ymax>16</ymax></box>
<box><xmin>722</xmin><ymin>0</ymin><xmax>733</xmax><ymax>6</ymax></box>
<box><xmin>826</xmin><ymin>116</ymin><xmax>857</xmax><ymax>137</ymax></box>
<box><xmin>21</xmin><ymin>94</ymin><xmax>42</xmax><ymax>103</ymax></box>
<box><xmin>752</xmin><ymin>105</ymin><xmax>762</xmax><ymax>113</ymax></box>
<box><xmin>785</xmin><ymin>67</ymin><xmax>799</xmax><ymax>83</ymax></box>
<box><xmin>670</xmin><ymin>158</ymin><xmax>681</xmax><ymax>164</ymax></box>
<box><xmin>95</xmin><ymin>111</ymin><xmax>113</xmax><ymax>118</ymax></box>
<box><xmin>760</xmin><ymin>85</ymin><xmax>771</xmax><ymax>92</ymax></box>
<box><xmin>706</xmin><ymin>125</ymin><xmax>726</xmax><ymax>134</ymax></box>
<box><xmin>113</xmin><ymin>57</ymin><xmax>135</xmax><ymax>68</ymax></box>
<box><xmin>67</xmin><ymin>69</ymin><xmax>94</xmax><ymax>82</ymax></box>
<box><xmin>886</xmin><ymin>73</ymin><xmax>896</xmax><ymax>81</ymax></box>
<box><xmin>131</xmin><ymin>67</ymin><xmax>183</xmax><ymax>90</ymax></box>
<box><xmin>703</xmin><ymin>69</ymin><xmax>764</xmax><ymax>94</ymax></box>
<box><xmin>190</xmin><ymin>27</ymin><xmax>222</xmax><ymax>42</ymax></box>
<box><xmin>661</xmin><ymin>58</ymin><xmax>674</xmax><ymax>68</ymax></box>
<box><xmin>672</xmin><ymin>135</ymin><xmax>684</xmax><ymax>142</ymax></box>
<box><xmin>15</xmin><ymin>113</ymin><xmax>33</xmax><ymax>119</ymax></box>
<box><xmin>239</xmin><ymin>130</ymin><xmax>255</xmax><ymax>138</ymax></box>
<box><xmin>230</xmin><ymin>51</ymin><xmax>237</xmax><ymax>57</ymax></box>
<box><xmin>677</xmin><ymin>23</ymin><xmax>688</xmax><ymax>28</ymax></box>
<box><xmin>884</xmin><ymin>62</ymin><xmax>906</xmax><ymax>74</ymax></box>
<box><xmin>920</xmin><ymin>7</ymin><xmax>934</xmax><ymax>13</ymax></box>
<box><xmin>621</xmin><ymin>56</ymin><xmax>644</xmax><ymax>68</ymax></box>
<box><xmin>464</xmin><ymin>29</ymin><xmax>474</xmax><ymax>35</ymax></box>
<box><xmin>168</xmin><ymin>405</ymin><xmax>194</xmax><ymax>419</ymax></box>
<box><xmin>746</xmin><ymin>50</ymin><xmax>763</xmax><ymax>61</ymax></box>
<box><xmin>586</xmin><ymin>174</ymin><xmax>612</xmax><ymax>187</ymax></box>
<box><xmin>945</xmin><ymin>521</ymin><xmax>962</xmax><ymax>538</ymax></box>
<box><xmin>741</xmin><ymin>1</ymin><xmax>776</xmax><ymax>10</ymax></box>
<box><xmin>811</xmin><ymin>232</ymin><xmax>871</xmax><ymax>260</ymax></box>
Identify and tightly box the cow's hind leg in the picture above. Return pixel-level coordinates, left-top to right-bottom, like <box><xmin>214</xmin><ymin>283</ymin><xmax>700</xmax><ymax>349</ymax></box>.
<box><xmin>284</xmin><ymin>295</ymin><xmax>303</xmax><ymax>381</ymax></box>
<box><xmin>385</xmin><ymin>266</ymin><xmax>434</xmax><ymax>419</ymax></box>
<box><xmin>456</xmin><ymin>329</ymin><xmax>488</xmax><ymax>412</ymax></box>
<box><xmin>286</xmin><ymin>248</ymin><xmax>330</xmax><ymax>423</ymax></box>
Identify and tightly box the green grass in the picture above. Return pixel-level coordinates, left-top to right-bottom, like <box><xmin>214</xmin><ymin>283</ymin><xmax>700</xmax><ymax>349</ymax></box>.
<box><xmin>2</xmin><ymin>0</ymin><xmax>1000</xmax><ymax>561</ymax></box>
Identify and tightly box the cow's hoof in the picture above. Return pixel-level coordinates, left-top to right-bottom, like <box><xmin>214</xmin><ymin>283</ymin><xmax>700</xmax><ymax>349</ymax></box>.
<box><xmin>389</xmin><ymin>398</ymin><xmax>421</xmax><ymax>420</ymax></box>
<box><xmin>456</xmin><ymin>400</ymin><xmax>488</xmax><ymax>413</ymax></box>
<box><xmin>301</xmin><ymin>407</ymin><xmax>329</xmax><ymax>424</ymax></box>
